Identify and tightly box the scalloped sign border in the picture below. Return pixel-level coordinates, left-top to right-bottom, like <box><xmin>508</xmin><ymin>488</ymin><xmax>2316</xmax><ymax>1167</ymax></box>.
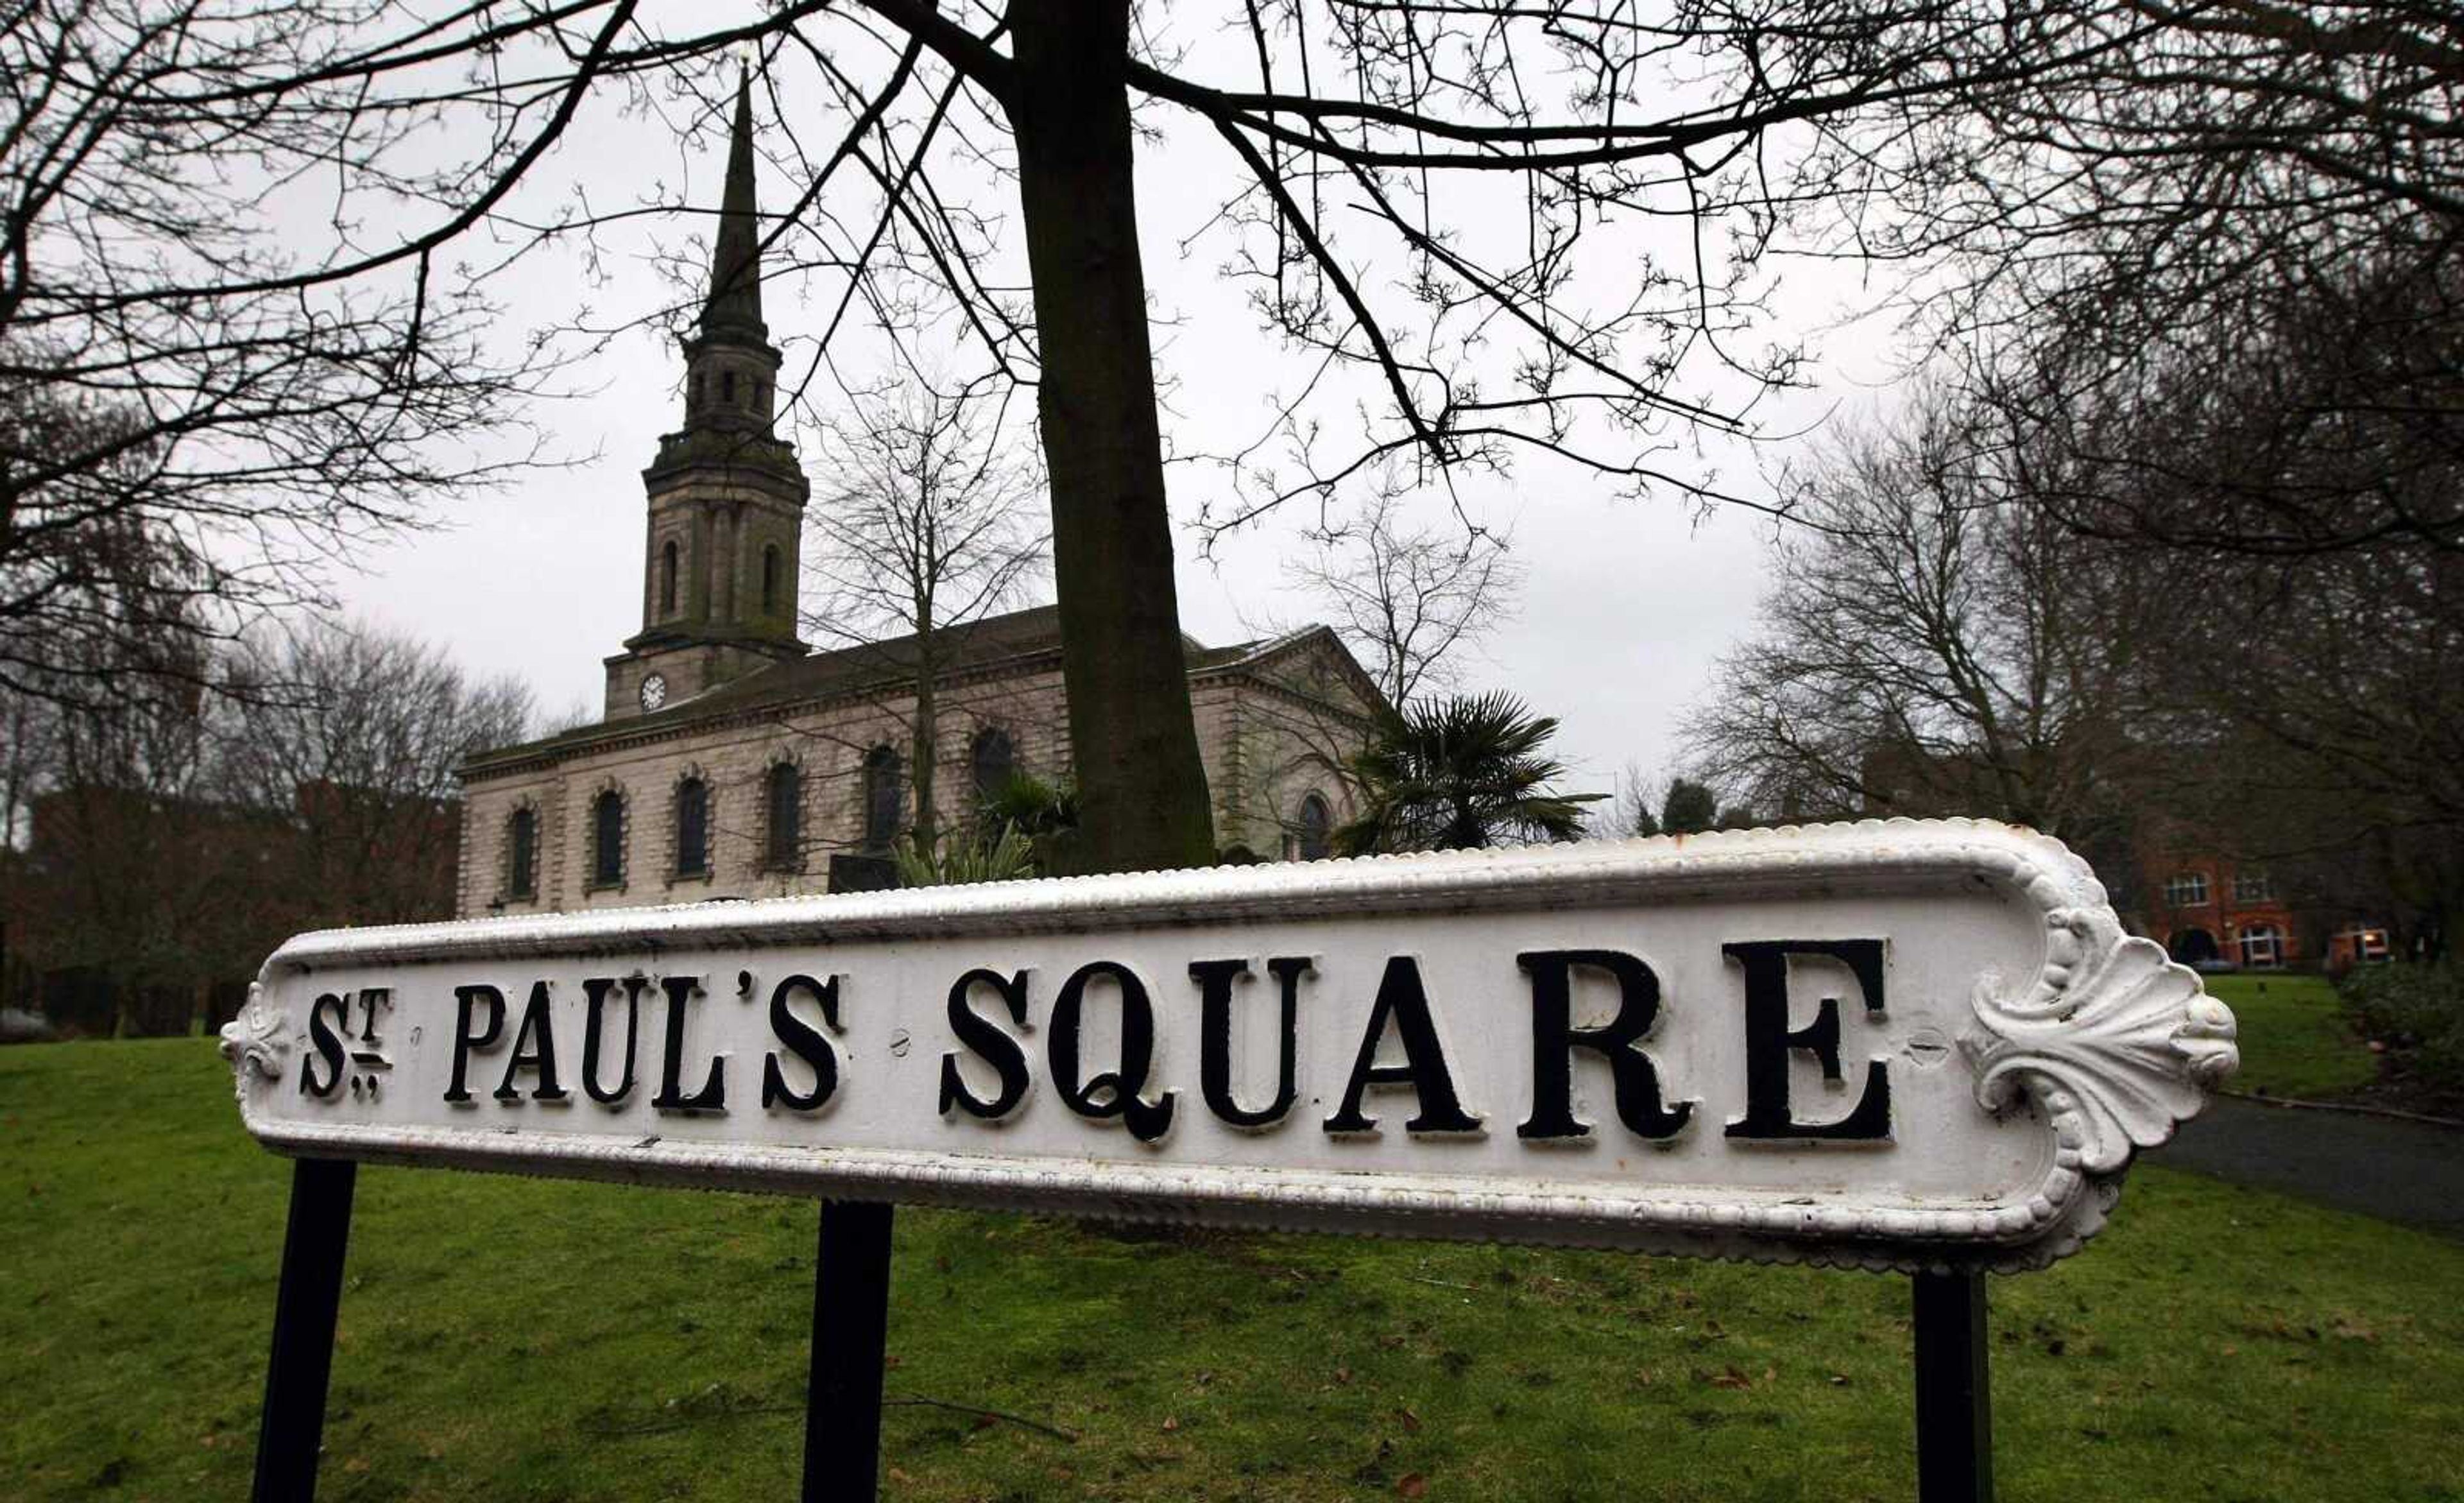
<box><xmin>223</xmin><ymin>820</ymin><xmax>2237</xmax><ymax>1274</ymax></box>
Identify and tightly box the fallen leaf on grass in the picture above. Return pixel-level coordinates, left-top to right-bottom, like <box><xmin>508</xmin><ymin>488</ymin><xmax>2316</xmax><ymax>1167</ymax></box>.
<box><xmin>1708</xmin><ymin>1366</ymin><xmax>1754</xmax><ymax>1391</ymax></box>
<box><xmin>1398</xmin><ymin>1473</ymin><xmax>1429</xmax><ymax>1498</ymax></box>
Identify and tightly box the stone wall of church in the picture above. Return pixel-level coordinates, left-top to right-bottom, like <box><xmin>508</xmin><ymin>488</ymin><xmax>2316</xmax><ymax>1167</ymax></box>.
<box><xmin>1196</xmin><ymin>646</ymin><xmax>1375</xmax><ymax>858</ymax></box>
<box><xmin>464</xmin><ymin>667</ymin><xmax>1075</xmax><ymax>917</ymax></box>
<box><xmin>458</xmin><ymin>638</ymin><xmax>1379</xmax><ymax>918</ymax></box>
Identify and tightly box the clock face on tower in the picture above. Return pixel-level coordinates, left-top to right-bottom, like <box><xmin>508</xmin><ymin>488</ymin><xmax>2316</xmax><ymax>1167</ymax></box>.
<box><xmin>639</xmin><ymin>673</ymin><xmax>669</xmax><ymax>712</ymax></box>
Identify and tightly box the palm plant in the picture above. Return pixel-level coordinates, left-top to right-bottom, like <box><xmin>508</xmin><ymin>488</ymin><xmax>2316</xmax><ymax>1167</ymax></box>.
<box><xmin>975</xmin><ymin>771</ymin><xmax>1081</xmax><ymax>877</ymax></box>
<box><xmin>893</xmin><ymin>822</ymin><xmax>1038</xmax><ymax>887</ymax></box>
<box><xmin>1334</xmin><ymin>691</ymin><xmax>1602</xmax><ymax>855</ymax></box>
<box><xmin>977</xmin><ymin>771</ymin><xmax>1078</xmax><ymax>839</ymax></box>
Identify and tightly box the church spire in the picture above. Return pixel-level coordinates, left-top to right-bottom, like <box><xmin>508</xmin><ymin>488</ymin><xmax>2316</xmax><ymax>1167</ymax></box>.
<box><xmin>701</xmin><ymin>70</ymin><xmax>766</xmax><ymax>339</ymax></box>
<box><xmin>619</xmin><ymin>60</ymin><xmax>808</xmax><ymax>722</ymax></box>
<box><xmin>675</xmin><ymin>68</ymin><xmax>782</xmax><ymax>438</ymax></box>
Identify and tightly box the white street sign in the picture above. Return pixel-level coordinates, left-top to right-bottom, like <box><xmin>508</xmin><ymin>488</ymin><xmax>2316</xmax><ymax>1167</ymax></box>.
<box><xmin>223</xmin><ymin>820</ymin><xmax>2236</xmax><ymax>1271</ymax></box>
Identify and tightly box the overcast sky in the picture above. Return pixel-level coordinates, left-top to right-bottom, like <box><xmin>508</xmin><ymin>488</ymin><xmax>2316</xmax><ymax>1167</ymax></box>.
<box><xmin>328</xmin><ymin>40</ymin><xmax>1910</xmax><ymax>810</ymax></box>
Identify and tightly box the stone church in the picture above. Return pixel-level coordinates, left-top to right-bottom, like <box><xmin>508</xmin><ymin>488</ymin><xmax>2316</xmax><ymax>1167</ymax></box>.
<box><xmin>452</xmin><ymin>85</ymin><xmax>1382</xmax><ymax>920</ymax></box>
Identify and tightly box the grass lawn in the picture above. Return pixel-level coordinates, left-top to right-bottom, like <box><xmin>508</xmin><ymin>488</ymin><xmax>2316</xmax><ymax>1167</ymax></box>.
<box><xmin>2203</xmin><ymin>974</ymin><xmax>2379</xmax><ymax>1100</ymax></box>
<box><xmin>6</xmin><ymin>1040</ymin><xmax>2460</xmax><ymax>1502</ymax></box>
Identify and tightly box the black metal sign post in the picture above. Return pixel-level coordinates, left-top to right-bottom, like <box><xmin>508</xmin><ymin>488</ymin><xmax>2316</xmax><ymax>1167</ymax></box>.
<box><xmin>244</xmin><ymin>1178</ymin><xmax>1999</xmax><ymax>1502</ymax></box>
<box><xmin>1912</xmin><ymin>1270</ymin><xmax>1994</xmax><ymax>1503</ymax></box>
<box><xmin>251</xmin><ymin>1158</ymin><xmax>358</xmax><ymax>1503</ymax></box>
<box><xmin>801</xmin><ymin>1201</ymin><xmax>896</xmax><ymax>1503</ymax></box>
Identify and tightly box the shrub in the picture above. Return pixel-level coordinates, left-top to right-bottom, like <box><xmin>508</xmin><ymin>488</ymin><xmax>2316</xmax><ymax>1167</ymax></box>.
<box><xmin>894</xmin><ymin>823</ymin><xmax>1037</xmax><ymax>888</ymax></box>
<box><xmin>2337</xmin><ymin>963</ymin><xmax>2464</xmax><ymax>1108</ymax></box>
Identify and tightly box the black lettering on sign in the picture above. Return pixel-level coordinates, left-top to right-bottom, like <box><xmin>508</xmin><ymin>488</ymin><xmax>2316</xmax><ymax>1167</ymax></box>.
<box><xmin>495</xmin><ymin>981</ymin><xmax>570</xmax><ymax>1103</ymax></box>
<box><xmin>762</xmin><ymin>974</ymin><xmax>844</xmax><ymax>1112</ymax></box>
<box><xmin>1191</xmin><ymin>957</ymin><xmax>1308</xmax><ymax>1129</ymax></box>
<box><xmin>1516</xmin><ymin>949</ymin><xmax>1693</xmax><ymax>1142</ymax></box>
<box><xmin>1722</xmin><ymin>940</ymin><xmax>1892</xmax><ymax>1142</ymax></box>
<box><xmin>580</xmin><ymin>977</ymin><xmax>644</xmax><ymax>1105</ymax></box>
<box><xmin>939</xmin><ymin>968</ymin><xmax>1032</xmax><ymax>1121</ymax></box>
<box><xmin>301</xmin><ymin>992</ymin><xmax>348</xmax><ymax>1099</ymax></box>
<box><xmin>1049</xmin><ymin>961</ymin><xmax>1176</xmax><ymax>1143</ymax></box>
<box><xmin>356</xmin><ymin>988</ymin><xmax>388</xmax><ymax>1047</ymax></box>
<box><xmin>1324</xmin><ymin>956</ymin><xmax>1480</xmax><ymax>1135</ymax></box>
<box><xmin>445</xmin><ymin>984</ymin><xmax>506</xmax><ymax>1104</ymax></box>
<box><xmin>652</xmin><ymin>975</ymin><xmax>727</xmax><ymax>1114</ymax></box>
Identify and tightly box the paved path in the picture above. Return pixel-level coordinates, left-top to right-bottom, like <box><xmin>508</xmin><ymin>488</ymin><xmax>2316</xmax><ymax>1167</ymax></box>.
<box><xmin>2150</xmin><ymin>1096</ymin><xmax>2464</xmax><ymax>1238</ymax></box>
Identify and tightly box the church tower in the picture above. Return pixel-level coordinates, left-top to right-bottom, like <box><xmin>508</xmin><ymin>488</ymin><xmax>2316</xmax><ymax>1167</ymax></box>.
<box><xmin>604</xmin><ymin>74</ymin><xmax>810</xmax><ymax>721</ymax></box>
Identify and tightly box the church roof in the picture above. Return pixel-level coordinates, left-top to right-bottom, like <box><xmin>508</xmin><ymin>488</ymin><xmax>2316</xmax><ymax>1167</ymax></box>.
<box><xmin>461</xmin><ymin>606</ymin><xmax>1346</xmax><ymax>776</ymax></box>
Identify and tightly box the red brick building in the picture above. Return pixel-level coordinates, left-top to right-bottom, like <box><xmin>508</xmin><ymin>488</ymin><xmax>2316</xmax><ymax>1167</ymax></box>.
<box><xmin>2134</xmin><ymin>852</ymin><xmax>2300</xmax><ymax>968</ymax></box>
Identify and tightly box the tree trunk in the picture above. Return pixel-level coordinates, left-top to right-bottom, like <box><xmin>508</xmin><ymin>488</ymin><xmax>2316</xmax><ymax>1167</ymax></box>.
<box><xmin>1007</xmin><ymin>0</ymin><xmax>1216</xmax><ymax>875</ymax></box>
<box><xmin>912</xmin><ymin>626</ymin><xmax>939</xmax><ymax>853</ymax></box>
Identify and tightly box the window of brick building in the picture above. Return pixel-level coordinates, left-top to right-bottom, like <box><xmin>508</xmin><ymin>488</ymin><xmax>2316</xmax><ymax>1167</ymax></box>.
<box><xmin>766</xmin><ymin>762</ymin><xmax>801</xmax><ymax>870</ymax></box>
<box><xmin>590</xmin><ymin>789</ymin><xmax>626</xmax><ymax>888</ymax></box>
<box><xmin>674</xmin><ymin>777</ymin><xmax>710</xmax><ymax>878</ymax></box>
<box><xmin>2164</xmin><ymin>872</ymin><xmax>2209</xmax><ymax>907</ymax></box>
<box><xmin>506</xmin><ymin>807</ymin><xmax>537</xmax><ymax>900</ymax></box>
<box><xmin>971</xmin><ymin>728</ymin><xmax>1016</xmax><ymax>806</ymax></box>
<box><xmin>2239</xmin><ymin>924</ymin><xmax>2282</xmax><ymax>968</ymax></box>
<box><xmin>1296</xmin><ymin>793</ymin><xmax>1332</xmax><ymax>861</ymax></box>
<box><xmin>2233</xmin><ymin>872</ymin><xmax>2274</xmax><ymax>904</ymax></box>
<box><xmin>862</xmin><ymin>746</ymin><xmax>902</xmax><ymax>853</ymax></box>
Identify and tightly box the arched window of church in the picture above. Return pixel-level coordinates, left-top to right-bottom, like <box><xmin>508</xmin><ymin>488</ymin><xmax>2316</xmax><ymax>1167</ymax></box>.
<box><xmin>862</xmin><ymin>745</ymin><xmax>901</xmax><ymax>853</ymax></box>
<box><xmin>766</xmin><ymin>762</ymin><xmax>801</xmax><ymax>870</ymax></box>
<box><xmin>762</xmin><ymin>544</ymin><xmax>780</xmax><ymax>614</ymax></box>
<box><xmin>1297</xmin><ymin>793</ymin><xmax>1332</xmax><ymax>861</ymax></box>
<box><xmin>659</xmin><ymin>540</ymin><xmax>679</xmax><ymax>617</ymax></box>
<box><xmin>971</xmin><ymin>728</ymin><xmax>1016</xmax><ymax>805</ymax></box>
<box><xmin>721</xmin><ymin>370</ymin><xmax>737</xmax><ymax>403</ymax></box>
<box><xmin>688</xmin><ymin>374</ymin><xmax>701</xmax><ymax>411</ymax></box>
<box><xmin>674</xmin><ymin>777</ymin><xmax>710</xmax><ymax>879</ymax></box>
<box><xmin>505</xmin><ymin>806</ymin><xmax>538</xmax><ymax>900</ymax></box>
<box><xmin>591</xmin><ymin>789</ymin><xmax>626</xmax><ymax>888</ymax></box>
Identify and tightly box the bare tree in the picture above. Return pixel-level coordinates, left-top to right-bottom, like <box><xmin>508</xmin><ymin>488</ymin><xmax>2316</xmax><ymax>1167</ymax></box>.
<box><xmin>5</xmin><ymin>0</ymin><xmax>2119</xmax><ymax>874</ymax></box>
<box><xmin>42</xmin><ymin>0</ymin><xmax>2420</xmax><ymax>875</ymax></box>
<box><xmin>1</xmin><ymin>2</ymin><xmax>563</xmax><ymax>700</ymax></box>
<box><xmin>1598</xmin><ymin>762</ymin><xmax>1663</xmax><ymax>839</ymax></box>
<box><xmin>218</xmin><ymin>620</ymin><xmax>536</xmax><ymax>928</ymax></box>
<box><xmin>1944</xmin><ymin>248</ymin><xmax>2464</xmax><ymax>949</ymax></box>
<box><xmin>1833</xmin><ymin>1</ymin><xmax>2464</xmax><ymax>556</ymax></box>
<box><xmin>1683</xmin><ymin>391</ymin><xmax>2148</xmax><ymax>844</ymax></box>
<box><xmin>6</xmin><ymin>614</ymin><xmax>535</xmax><ymax>1029</ymax></box>
<box><xmin>1281</xmin><ymin>478</ymin><xmax>1521</xmax><ymax>709</ymax></box>
<box><xmin>1965</xmin><ymin>254</ymin><xmax>2464</xmax><ymax>561</ymax></box>
<box><xmin>2128</xmin><ymin>540</ymin><xmax>2464</xmax><ymax>958</ymax></box>
<box><xmin>9</xmin><ymin>599</ymin><xmax>240</xmax><ymax>1031</ymax></box>
<box><xmin>803</xmin><ymin>378</ymin><xmax>1047</xmax><ymax>854</ymax></box>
